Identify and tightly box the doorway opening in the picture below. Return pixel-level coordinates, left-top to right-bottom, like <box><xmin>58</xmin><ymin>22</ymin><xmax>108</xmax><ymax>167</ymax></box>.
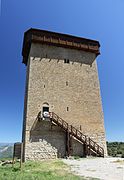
<box><xmin>42</xmin><ymin>102</ymin><xmax>50</xmax><ymax>119</ymax></box>
<box><xmin>43</xmin><ymin>106</ymin><xmax>49</xmax><ymax>112</ymax></box>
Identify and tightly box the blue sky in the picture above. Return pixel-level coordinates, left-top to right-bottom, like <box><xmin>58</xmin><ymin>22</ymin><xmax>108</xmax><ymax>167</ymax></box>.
<box><xmin>0</xmin><ymin>0</ymin><xmax>124</xmax><ymax>142</ymax></box>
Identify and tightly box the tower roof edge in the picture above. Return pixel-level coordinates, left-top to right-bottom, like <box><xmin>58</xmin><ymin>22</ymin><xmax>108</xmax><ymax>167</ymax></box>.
<box><xmin>22</xmin><ymin>28</ymin><xmax>100</xmax><ymax>65</ymax></box>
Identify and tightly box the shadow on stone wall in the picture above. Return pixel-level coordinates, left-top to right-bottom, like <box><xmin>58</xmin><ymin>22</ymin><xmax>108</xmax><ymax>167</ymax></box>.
<box><xmin>29</xmin><ymin>114</ymin><xmax>85</xmax><ymax>158</ymax></box>
<box><xmin>30</xmin><ymin>119</ymin><xmax>66</xmax><ymax>157</ymax></box>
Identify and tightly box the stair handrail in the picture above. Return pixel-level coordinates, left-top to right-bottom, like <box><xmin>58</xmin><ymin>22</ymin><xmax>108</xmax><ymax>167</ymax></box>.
<box><xmin>50</xmin><ymin>112</ymin><xmax>104</xmax><ymax>157</ymax></box>
<box><xmin>51</xmin><ymin>112</ymin><xmax>87</xmax><ymax>143</ymax></box>
<box><xmin>89</xmin><ymin>138</ymin><xmax>104</xmax><ymax>156</ymax></box>
<box><xmin>51</xmin><ymin>112</ymin><xmax>69</xmax><ymax>130</ymax></box>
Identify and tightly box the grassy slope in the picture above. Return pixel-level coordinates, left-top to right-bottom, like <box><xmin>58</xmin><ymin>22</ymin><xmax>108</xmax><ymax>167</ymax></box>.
<box><xmin>0</xmin><ymin>160</ymin><xmax>86</xmax><ymax>180</ymax></box>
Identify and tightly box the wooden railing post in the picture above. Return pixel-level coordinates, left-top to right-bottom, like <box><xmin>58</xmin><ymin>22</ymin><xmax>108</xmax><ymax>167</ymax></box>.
<box><xmin>71</xmin><ymin>125</ymin><xmax>72</xmax><ymax>133</ymax></box>
<box><xmin>76</xmin><ymin>129</ymin><xmax>77</xmax><ymax>137</ymax></box>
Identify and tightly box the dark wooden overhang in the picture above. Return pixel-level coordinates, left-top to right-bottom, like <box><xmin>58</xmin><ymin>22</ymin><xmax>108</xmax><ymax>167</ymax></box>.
<box><xmin>22</xmin><ymin>28</ymin><xmax>100</xmax><ymax>65</ymax></box>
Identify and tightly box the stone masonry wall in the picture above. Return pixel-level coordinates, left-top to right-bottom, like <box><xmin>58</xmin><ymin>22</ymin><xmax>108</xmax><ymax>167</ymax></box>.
<box><xmin>25</xmin><ymin>120</ymin><xmax>85</xmax><ymax>159</ymax></box>
<box><xmin>25</xmin><ymin>141</ymin><xmax>57</xmax><ymax>160</ymax></box>
<box><xmin>22</xmin><ymin>43</ymin><xmax>107</xmax><ymax>160</ymax></box>
<box><xmin>30</xmin><ymin>120</ymin><xmax>66</xmax><ymax>158</ymax></box>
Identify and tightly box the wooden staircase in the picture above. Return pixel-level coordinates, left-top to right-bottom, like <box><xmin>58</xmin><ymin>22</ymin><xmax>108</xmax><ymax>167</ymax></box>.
<box><xmin>50</xmin><ymin>112</ymin><xmax>104</xmax><ymax>157</ymax></box>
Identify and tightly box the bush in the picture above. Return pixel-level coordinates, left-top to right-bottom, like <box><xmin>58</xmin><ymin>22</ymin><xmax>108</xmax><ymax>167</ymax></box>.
<box><xmin>107</xmin><ymin>142</ymin><xmax>124</xmax><ymax>157</ymax></box>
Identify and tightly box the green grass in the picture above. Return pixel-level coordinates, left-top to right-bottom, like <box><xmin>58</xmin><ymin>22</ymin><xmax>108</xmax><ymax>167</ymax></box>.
<box><xmin>0</xmin><ymin>159</ymin><xmax>86</xmax><ymax>180</ymax></box>
<box><xmin>0</xmin><ymin>157</ymin><xmax>12</xmax><ymax>161</ymax></box>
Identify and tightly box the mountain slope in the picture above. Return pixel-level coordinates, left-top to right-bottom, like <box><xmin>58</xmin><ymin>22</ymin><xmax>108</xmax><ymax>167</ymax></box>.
<box><xmin>0</xmin><ymin>144</ymin><xmax>13</xmax><ymax>159</ymax></box>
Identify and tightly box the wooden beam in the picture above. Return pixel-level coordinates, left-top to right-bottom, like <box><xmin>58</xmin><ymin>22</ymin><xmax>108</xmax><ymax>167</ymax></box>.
<box><xmin>66</xmin><ymin>130</ymin><xmax>71</xmax><ymax>157</ymax></box>
<box><xmin>83</xmin><ymin>143</ymin><xmax>87</xmax><ymax>157</ymax></box>
<box><xmin>20</xmin><ymin>143</ymin><xmax>23</xmax><ymax>169</ymax></box>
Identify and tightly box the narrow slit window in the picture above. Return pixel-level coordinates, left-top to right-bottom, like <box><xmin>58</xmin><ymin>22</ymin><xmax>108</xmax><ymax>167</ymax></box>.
<box><xmin>80</xmin><ymin>125</ymin><xmax>82</xmax><ymax>131</ymax></box>
<box><xmin>66</xmin><ymin>81</ymin><xmax>68</xmax><ymax>86</ymax></box>
<box><xmin>64</xmin><ymin>59</ymin><xmax>70</xmax><ymax>64</ymax></box>
<box><xmin>67</xmin><ymin>107</ymin><xmax>69</xmax><ymax>111</ymax></box>
<box><xmin>67</xmin><ymin>59</ymin><xmax>70</xmax><ymax>63</ymax></box>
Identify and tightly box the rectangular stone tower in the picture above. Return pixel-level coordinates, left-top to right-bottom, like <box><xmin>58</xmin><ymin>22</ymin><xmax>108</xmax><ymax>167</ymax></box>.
<box><xmin>22</xmin><ymin>28</ymin><xmax>107</xmax><ymax>161</ymax></box>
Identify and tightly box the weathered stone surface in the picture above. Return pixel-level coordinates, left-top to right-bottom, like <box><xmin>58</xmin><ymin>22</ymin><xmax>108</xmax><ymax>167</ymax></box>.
<box><xmin>25</xmin><ymin>141</ymin><xmax>57</xmax><ymax>160</ymax></box>
<box><xmin>22</xmin><ymin>37</ymin><xmax>107</xmax><ymax>161</ymax></box>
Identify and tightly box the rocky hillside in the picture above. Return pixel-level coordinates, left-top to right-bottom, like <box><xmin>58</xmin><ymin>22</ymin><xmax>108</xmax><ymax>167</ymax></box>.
<box><xmin>0</xmin><ymin>143</ymin><xmax>13</xmax><ymax>159</ymax></box>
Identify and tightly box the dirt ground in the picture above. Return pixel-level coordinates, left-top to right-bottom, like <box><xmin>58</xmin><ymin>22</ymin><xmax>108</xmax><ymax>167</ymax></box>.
<box><xmin>63</xmin><ymin>157</ymin><xmax>124</xmax><ymax>180</ymax></box>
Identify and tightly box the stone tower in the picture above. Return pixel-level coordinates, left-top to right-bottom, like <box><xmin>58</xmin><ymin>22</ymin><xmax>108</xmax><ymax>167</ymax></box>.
<box><xmin>22</xmin><ymin>28</ymin><xmax>107</xmax><ymax>161</ymax></box>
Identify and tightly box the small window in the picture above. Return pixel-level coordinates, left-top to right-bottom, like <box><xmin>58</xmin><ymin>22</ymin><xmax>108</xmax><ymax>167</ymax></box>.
<box><xmin>66</xmin><ymin>81</ymin><xmax>68</xmax><ymax>86</ymax></box>
<box><xmin>67</xmin><ymin>107</ymin><xmax>69</xmax><ymax>111</ymax></box>
<box><xmin>64</xmin><ymin>59</ymin><xmax>70</xmax><ymax>63</ymax></box>
<box><xmin>80</xmin><ymin>125</ymin><xmax>82</xmax><ymax>131</ymax></box>
<box><xmin>44</xmin><ymin>85</ymin><xmax>45</xmax><ymax>88</ymax></box>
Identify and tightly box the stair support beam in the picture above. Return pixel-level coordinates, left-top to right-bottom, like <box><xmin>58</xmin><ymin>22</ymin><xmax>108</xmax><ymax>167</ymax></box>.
<box><xmin>83</xmin><ymin>143</ymin><xmax>88</xmax><ymax>157</ymax></box>
<box><xmin>66</xmin><ymin>130</ymin><xmax>71</xmax><ymax>157</ymax></box>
